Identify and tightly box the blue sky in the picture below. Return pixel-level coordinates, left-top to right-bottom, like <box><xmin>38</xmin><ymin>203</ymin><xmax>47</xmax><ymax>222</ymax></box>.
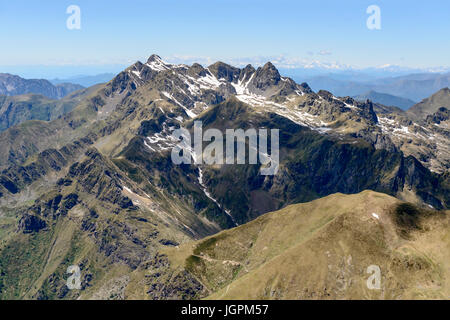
<box><xmin>0</xmin><ymin>0</ymin><xmax>449</xmax><ymax>77</ymax></box>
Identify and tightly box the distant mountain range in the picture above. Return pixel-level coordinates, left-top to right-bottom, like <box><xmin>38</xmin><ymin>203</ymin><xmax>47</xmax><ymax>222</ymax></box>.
<box><xmin>353</xmin><ymin>91</ymin><xmax>416</xmax><ymax>110</ymax></box>
<box><xmin>0</xmin><ymin>73</ymin><xmax>84</xmax><ymax>99</ymax></box>
<box><xmin>50</xmin><ymin>73</ymin><xmax>115</xmax><ymax>87</ymax></box>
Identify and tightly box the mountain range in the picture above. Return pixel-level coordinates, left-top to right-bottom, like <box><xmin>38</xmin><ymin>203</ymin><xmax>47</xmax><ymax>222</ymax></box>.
<box><xmin>0</xmin><ymin>54</ymin><xmax>448</xmax><ymax>300</ymax></box>
<box><xmin>51</xmin><ymin>74</ymin><xmax>116</xmax><ymax>88</ymax></box>
<box><xmin>0</xmin><ymin>85</ymin><xmax>101</xmax><ymax>132</ymax></box>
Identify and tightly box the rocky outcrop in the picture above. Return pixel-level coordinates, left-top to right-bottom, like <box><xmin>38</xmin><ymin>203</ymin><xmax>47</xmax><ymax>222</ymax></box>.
<box><xmin>208</xmin><ymin>62</ymin><xmax>241</xmax><ymax>82</ymax></box>
<box><xmin>144</xmin><ymin>254</ymin><xmax>205</xmax><ymax>300</ymax></box>
<box><xmin>68</xmin><ymin>149</ymin><xmax>135</xmax><ymax>210</ymax></box>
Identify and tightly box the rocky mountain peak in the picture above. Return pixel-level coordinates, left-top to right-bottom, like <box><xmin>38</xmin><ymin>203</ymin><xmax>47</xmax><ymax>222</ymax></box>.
<box><xmin>298</xmin><ymin>82</ymin><xmax>312</xmax><ymax>93</ymax></box>
<box><xmin>359</xmin><ymin>99</ymin><xmax>378</xmax><ymax>123</ymax></box>
<box><xmin>239</xmin><ymin>64</ymin><xmax>256</xmax><ymax>82</ymax></box>
<box><xmin>261</xmin><ymin>61</ymin><xmax>278</xmax><ymax>72</ymax></box>
<box><xmin>147</xmin><ymin>54</ymin><xmax>164</xmax><ymax>64</ymax></box>
<box><xmin>429</xmin><ymin>87</ymin><xmax>450</xmax><ymax>100</ymax></box>
<box><xmin>187</xmin><ymin>63</ymin><xmax>208</xmax><ymax>78</ymax></box>
<box><xmin>317</xmin><ymin>90</ymin><xmax>334</xmax><ymax>101</ymax></box>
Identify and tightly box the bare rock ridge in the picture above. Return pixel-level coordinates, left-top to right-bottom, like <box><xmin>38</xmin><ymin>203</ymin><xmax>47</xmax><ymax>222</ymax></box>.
<box><xmin>408</xmin><ymin>87</ymin><xmax>450</xmax><ymax>120</ymax></box>
<box><xmin>0</xmin><ymin>54</ymin><xmax>448</xmax><ymax>300</ymax></box>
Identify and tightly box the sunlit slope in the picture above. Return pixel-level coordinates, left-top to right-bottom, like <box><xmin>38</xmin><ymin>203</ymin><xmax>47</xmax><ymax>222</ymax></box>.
<box><xmin>167</xmin><ymin>191</ymin><xmax>450</xmax><ymax>300</ymax></box>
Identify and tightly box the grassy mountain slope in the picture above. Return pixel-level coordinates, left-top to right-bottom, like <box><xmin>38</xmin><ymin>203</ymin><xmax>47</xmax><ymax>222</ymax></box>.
<box><xmin>408</xmin><ymin>87</ymin><xmax>450</xmax><ymax>120</ymax></box>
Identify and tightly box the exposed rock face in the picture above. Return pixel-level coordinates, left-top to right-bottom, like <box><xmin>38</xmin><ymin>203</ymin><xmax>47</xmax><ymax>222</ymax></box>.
<box><xmin>0</xmin><ymin>134</ymin><xmax>96</xmax><ymax>197</ymax></box>
<box><xmin>67</xmin><ymin>149</ymin><xmax>135</xmax><ymax>210</ymax></box>
<box><xmin>208</xmin><ymin>62</ymin><xmax>241</xmax><ymax>82</ymax></box>
<box><xmin>239</xmin><ymin>64</ymin><xmax>256</xmax><ymax>83</ymax></box>
<box><xmin>3</xmin><ymin>55</ymin><xmax>447</xmax><ymax>173</ymax></box>
<box><xmin>144</xmin><ymin>254</ymin><xmax>205</xmax><ymax>300</ymax></box>
<box><xmin>184</xmin><ymin>100</ymin><xmax>449</xmax><ymax>223</ymax></box>
<box><xmin>426</xmin><ymin>107</ymin><xmax>449</xmax><ymax>124</ymax></box>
